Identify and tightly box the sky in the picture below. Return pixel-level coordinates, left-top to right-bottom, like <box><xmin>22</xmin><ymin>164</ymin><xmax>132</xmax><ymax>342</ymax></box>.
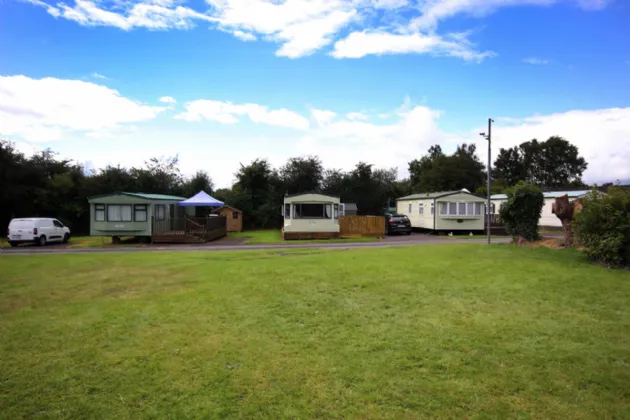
<box><xmin>1</xmin><ymin>0</ymin><xmax>629</xmax><ymax>188</ymax></box>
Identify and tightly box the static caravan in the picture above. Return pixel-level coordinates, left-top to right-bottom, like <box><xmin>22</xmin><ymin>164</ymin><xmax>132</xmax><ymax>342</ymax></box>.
<box><xmin>283</xmin><ymin>193</ymin><xmax>341</xmax><ymax>240</ymax></box>
<box><xmin>396</xmin><ymin>189</ymin><xmax>486</xmax><ymax>232</ymax></box>
<box><xmin>491</xmin><ymin>190</ymin><xmax>592</xmax><ymax>228</ymax></box>
<box><xmin>87</xmin><ymin>192</ymin><xmax>191</xmax><ymax>240</ymax></box>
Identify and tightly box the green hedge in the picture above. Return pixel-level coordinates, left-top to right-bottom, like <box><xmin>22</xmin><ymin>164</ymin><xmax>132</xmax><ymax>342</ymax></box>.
<box><xmin>574</xmin><ymin>187</ymin><xmax>630</xmax><ymax>267</ymax></box>
<box><xmin>499</xmin><ymin>182</ymin><xmax>544</xmax><ymax>242</ymax></box>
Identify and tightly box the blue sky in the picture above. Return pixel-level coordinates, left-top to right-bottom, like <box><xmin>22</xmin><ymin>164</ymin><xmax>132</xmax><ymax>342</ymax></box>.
<box><xmin>1</xmin><ymin>0</ymin><xmax>629</xmax><ymax>187</ymax></box>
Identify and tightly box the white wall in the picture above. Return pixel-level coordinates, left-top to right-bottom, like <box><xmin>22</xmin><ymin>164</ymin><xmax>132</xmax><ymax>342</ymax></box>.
<box><xmin>397</xmin><ymin>199</ymin><xmax>435</xmax><ymax>229</ymax></box>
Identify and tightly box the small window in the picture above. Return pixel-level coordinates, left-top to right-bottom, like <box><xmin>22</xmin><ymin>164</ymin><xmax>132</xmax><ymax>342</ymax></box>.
<box><xmin>284</xmin><ymin>204</ymin><xmax>291</xmax><ymax>219</ymax></box>
<box><xmin>334</xmin><ymin>204</ymin><xmax>339</xmax><ymax>219</ymax></box>
<box><xmin>449</xmin><ymin>202</ymin><xmax>457</xmax><ymax>215</ymax></box>
<box><xmin>439</xmin><ymin>202</ymin><xmax>447</xmax><ymax>215</ymax></box>
<box><xmin>95</xmin><ymin>204</ymin><xmax>105</xmax><ymax>221</ymax></box>
<box><xmin>108</xmin><ymin>204</ymin><xmax>132</xmax><ymax>222</ymax></box>
<box><xmin>458</xmin><ymin>202</ymin><xmax>466</xmax><ymax>215</ymax></box>
<box><xmin>155</xmin><ymin>204</ymin><xmax>166</xmax><ymax>221</ymax></box>
<box><xmin>419</xmin><ymin>203</ymin><xmax>424</xmax><ymax>215</ymax></box>
<box><xmin>431</xmin><ymin>202</ymin><xmax>435</xmax><ymax>215</ymax></box>
<box><xmin>325</xmin><ymin>204</ymin><xmax>332</xmax><ymax>218</ymax></box>
<box><xmin>134</xmin><ymin>204</ymin><xmax>148</xmax><ymax>222</ymax></box>
<box><xmin>232</xmin><ymin>211</ymin><xmax>239</xmax><ymax>219</ymax></box>
<box><xmin>53</xmin><ymin>220</ymin><xmax>63</xmax><ymax>228</ymax></box>
<box><xmin>408</xmin><ymin>203</ymin><xmax>412</xmax><ymax>213</ymax></box>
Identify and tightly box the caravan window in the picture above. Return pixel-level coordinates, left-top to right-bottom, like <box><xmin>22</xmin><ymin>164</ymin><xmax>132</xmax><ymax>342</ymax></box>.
<box><xmin>94</xmin><ymin>204</ymin><xmax>105</xmax><ymax>221</ymax></box>
<box><xmin>439</xmin><ymin>202</ymin><xmax>447</xmax><ymax>215</ymax></box>
<box><xmin>475</xmin><ymin>203</ymin><xmax>483</xmax><ymax>215</ymax></box>
<box><xmin>134</xmin><ymin>204</ymin><xmax>148</xmax><ymax>222</ymax></box>
<box><xmin>419</xmin><ymin>203</ymin><xmax>424</xmax><ymax>215</ymax></box>
<box><xmin>108</xmin><ymin>205</ymin><xmax>132</xmax><ymax>222</ymax></box>
<box><xmin>293</xmin><ymin>204</ymin><xmax>326</xmax><ymax>219</ymax></box>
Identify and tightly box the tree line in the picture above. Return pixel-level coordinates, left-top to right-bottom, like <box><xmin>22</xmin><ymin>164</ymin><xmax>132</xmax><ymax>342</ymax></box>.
<box><xmin>1</xmin><ymin>135</ymin><xmax>588</xmax><ymax>233</ymax></box>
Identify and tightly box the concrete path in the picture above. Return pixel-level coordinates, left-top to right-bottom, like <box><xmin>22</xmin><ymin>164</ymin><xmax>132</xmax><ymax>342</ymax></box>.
<box><xmin>1</xmin><ymin>234</ymin><xmax>511</xmax><ymax>256</ymax></box>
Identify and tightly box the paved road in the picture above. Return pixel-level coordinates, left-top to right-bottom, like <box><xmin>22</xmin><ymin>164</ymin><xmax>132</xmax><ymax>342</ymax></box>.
<box><xmin>1</xmin><ymin>233</ymin><xmax>511</xmax><ymax>256</ymax></box>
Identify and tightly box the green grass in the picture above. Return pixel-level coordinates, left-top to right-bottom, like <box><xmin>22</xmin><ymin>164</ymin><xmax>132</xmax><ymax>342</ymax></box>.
<box><xmin>1</xmin><ymin>245</ymin><xmax>630</xmax><ymax>418</ymax></box>
<box><xmin>228</xmin><ymin>229</ymin><xmax>379</xmax><ymax>244</ymax></box>
<box><xmin>0</xmin><ymin>236</ymin><xmax>139</xmax><ymax>249</ymax></box>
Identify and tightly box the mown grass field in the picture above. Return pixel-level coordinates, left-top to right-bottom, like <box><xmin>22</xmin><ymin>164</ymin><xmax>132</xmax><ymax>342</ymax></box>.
<box><xmin>0</xmin><ymin>236</ymin><xmax>140</xmax><ymax>249</ymax></box>
<box><xmin>228</xmin><ymin>229</ymin><xmax>379</xmax><ymax>244</ymax></box>
<box><xmin>1</xmin><ymin>245</ymin><xmax>629</xmax><ymax>419</ymax></box>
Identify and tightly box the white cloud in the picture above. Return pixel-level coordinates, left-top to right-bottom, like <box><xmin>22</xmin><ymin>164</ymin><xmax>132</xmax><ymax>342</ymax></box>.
<box><xmin>522</xmin><ymin>57</ymin><xmax>549</xmax><ymax>65</ymax></box>
<box><xmin>159</xmin><ymin>96</ymin><xmax>177</xmax><ymax>104</ymax></box>
<box><xmin>232</xmin><ymin>30</ymin><xmax>257</xmax><ymax>41</ymax></box>
<box><xmin>331</xmin><ymin>30</ymin><xmax>495</xmax><ymax>61</ymax></box>
<box><xmin>91</xmin><ymin>72</ymin><xmax>109</xmax><ymax>79</ymax></box>
<box><xmin>0</xmin><ymin>75</ymin><xmax>164</xmax><ymax>142</ymax></box>
<box><xmin>310</xmin><ymin>108</ymin><xmax>336</xmax><ymax>126</ymax></box>
<box><xmin>347</xmin><ymin>112</ymin><xmax>368</xmax><ymax>121</ymax></box>
<box><xmin>23</xmin><ymin>0</ymin><xmax>613</xmax><ymax>59</ymax></box>
<box><xmin>489</xmin><ymin>108</ymin><xmax>630</xmax><ymax>183</ymax></box>
<box><xmin>28</xmin><ymin>0</ymin><xmax>215</xmax><ymax>31</ymax></box>
<box><xmin>175</xmin><ymin>99</ymin><xmax>310</xmax><ymax>130</ymax></box>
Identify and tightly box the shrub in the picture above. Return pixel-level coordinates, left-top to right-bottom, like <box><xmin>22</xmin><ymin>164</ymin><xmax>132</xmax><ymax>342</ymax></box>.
<box><xmin>499</xmin><ymin>182</ymin><xmax>544</xmax><ymax>242</ymax></box>
<box><xmin>573</xmin><ymin>187</ymin><xmax>630</xmax><ymax>266</ymax></box>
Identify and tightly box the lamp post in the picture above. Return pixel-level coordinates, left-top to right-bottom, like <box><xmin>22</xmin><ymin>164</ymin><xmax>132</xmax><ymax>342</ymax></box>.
<box><xmin>479</xmin><ymin>118</ymin><xmax>494</xmax><ymax>245</ymax></box>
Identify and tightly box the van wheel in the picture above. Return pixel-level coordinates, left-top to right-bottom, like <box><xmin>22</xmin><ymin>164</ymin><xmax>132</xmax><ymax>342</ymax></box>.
<box><xmin>62</xmin><ymin>234</ymin><xmax>70</xmax><ymax>244</ymax></box>
<box><xmin>9</xmin><ymin>242</ymin><xmax>18</xmax><ymax>247</ymax></box>
<box><xmin>37</xmin><ymin>235</ymin><xmax>47</xmax><ymax>246</ymax></box>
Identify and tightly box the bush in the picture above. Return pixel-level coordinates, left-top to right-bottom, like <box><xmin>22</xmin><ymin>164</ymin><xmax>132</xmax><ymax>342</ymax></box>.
<box><xmin>573</xmin><ymin>187</ymin><xmax>630</xmax><ymax>266</ymax></box>
<box><xmin>499</xmin><ymin>182</ymin><xmax>544</xmax><ymax>242</ymax></box>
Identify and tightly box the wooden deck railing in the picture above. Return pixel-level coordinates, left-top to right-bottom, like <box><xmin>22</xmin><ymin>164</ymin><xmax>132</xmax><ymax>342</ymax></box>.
<box><xmin>152</xmin><ymin>216</ymin><xmax>226</xmax><ymax>242</ymax></box>
<box><xmin>485</xmin><ymin>214</ymin><xmax>503</xmax><ymax>226</ymax></box>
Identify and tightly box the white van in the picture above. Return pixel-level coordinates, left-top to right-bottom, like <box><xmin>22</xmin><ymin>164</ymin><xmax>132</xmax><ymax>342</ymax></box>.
<box><xmin>7</xmin><ymin>218</ymin><xmax>71</xmax><ymax>247</ymax></box>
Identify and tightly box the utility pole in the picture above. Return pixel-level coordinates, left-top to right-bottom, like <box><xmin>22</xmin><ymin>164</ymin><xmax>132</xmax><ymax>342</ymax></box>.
<box><xmin>479</xmin><ymin>118</ymin><xmax>494</xmax><ymax>245</ymax></box>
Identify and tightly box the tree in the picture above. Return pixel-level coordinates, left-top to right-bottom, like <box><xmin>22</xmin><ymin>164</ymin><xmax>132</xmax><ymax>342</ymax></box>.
<box><xmin>183</xmin><ymin>170</ymin><xmax>214</xmax><ymax>197</ymax></box>
<box><xmin>499</xmin><ymin>182</ymin><xmax>545</xmax><ymax>243</ymax></box>
<box><xmin>574</xmin><ymin>187</ymin><xmax>630</xmax><ymax>266</ymax></box>
<box><xmin>234</xmin><ymin>159</ymin><xmax>282</xmax><ymax>229</ymax></box>
<box><xmin>492</xmin><ymin>147</ymin><xmax>526</xmax><ymax>186</ymax></box>
<box><xmin>408</xmin><ymin>143</ymin><xmax>486</xmax><ymax>193</ymax></box>
<box><xmin>493</xmin><ymin>137</ymin><xmax>587</xmax><ymax>189</ymax></box>
<box><xmin>279</xmin><ymin>156</ymin><xmax>324</xmax><ymax>194</ymax></box>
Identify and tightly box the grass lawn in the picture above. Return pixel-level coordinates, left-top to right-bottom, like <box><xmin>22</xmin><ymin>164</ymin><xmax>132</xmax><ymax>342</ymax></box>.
<box><xmin>0</xmin><ymin>236</ymin><xmax>140</xmax><ymax>249</ymax></box>
<box><xmin>229</xmin><ymin>229</ymin><xmax>379</xmax><ymax>244</ymax></box>
<box><xmin>2</xmin><ymin>245</ymin><xmax>630</xmax><ymax>418</ymax></box>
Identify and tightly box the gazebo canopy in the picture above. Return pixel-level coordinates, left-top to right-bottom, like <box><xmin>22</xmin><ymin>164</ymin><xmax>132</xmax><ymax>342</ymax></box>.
<box><xmin>178</xmin><ymin>190</ymin><xmax>224</xmax><ymax>207</ymax></box>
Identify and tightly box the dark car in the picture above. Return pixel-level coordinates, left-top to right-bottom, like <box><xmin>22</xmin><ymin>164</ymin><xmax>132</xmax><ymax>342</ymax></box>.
<box><xmin>385</xmin><ymin>214</ymin><xmax>412</xmax><ymax>235</ymax></box>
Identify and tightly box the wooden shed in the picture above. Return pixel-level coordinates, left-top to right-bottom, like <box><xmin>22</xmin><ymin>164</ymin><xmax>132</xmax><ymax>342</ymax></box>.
<box><xmin>213</xmin><ymin>206</ymin><xmax>243</xmax><ymax>232</ymax></box>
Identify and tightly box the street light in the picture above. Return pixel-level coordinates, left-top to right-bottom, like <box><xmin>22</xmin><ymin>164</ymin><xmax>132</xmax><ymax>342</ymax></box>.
<box><xmin>479</xmin><ymin>118</ymin><xmax>494</xmax><ymax>245</ymax></box>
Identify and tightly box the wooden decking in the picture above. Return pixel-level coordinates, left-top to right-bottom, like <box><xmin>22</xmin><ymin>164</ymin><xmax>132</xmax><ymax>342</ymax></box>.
<box><xmin>152</xmin><ymin>216</ymin><xmax>227</xmax><ymax>244</ymax></box>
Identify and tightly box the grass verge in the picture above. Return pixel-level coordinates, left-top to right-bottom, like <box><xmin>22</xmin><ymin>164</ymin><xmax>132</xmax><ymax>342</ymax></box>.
<box><xmin>1</xmin><ymin>245</ymin><xmax>629</xmax><ymax>418</ymax></box>
<box><xmin>228</xmin><ymin>230</ymin><xmax>379</xmax><ymax>244</ymax></box>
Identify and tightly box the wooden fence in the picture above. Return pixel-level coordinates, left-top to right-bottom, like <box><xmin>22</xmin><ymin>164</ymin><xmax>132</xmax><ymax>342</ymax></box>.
<box><xmin>339</xmin><ymin>216</ymin><xmax>385</xmax><ymax>238</ymax></box>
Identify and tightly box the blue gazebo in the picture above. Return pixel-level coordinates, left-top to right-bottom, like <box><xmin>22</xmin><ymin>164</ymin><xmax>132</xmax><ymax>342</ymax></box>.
<box><xmin>178</xmin><ymin>190</ymin><xmax>224</xmax><ymax>208</ymax></box>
